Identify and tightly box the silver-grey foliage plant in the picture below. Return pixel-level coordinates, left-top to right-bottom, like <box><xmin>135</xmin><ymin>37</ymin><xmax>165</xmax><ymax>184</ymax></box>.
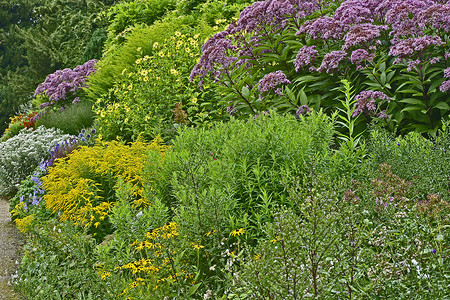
<box><xmin>0</xmin><ymin>126</ymin><xmax>73</xmax><ymax>196</ymax></box>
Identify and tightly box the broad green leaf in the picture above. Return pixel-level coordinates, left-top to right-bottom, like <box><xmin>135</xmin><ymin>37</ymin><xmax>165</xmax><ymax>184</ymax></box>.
<box><xmin>401</xmin><ymin>106</ymin><xmax>424</xmax><ymax>112</ymax></box>
<box><xmin>399</xmin><ymin>98</ymin><xmax>426</xmax><ymax>106</ymax></box>
<box><xmin>433</xmin><ymin>102</ymin><xmax>449</xmax><ymax>110</ymax></box>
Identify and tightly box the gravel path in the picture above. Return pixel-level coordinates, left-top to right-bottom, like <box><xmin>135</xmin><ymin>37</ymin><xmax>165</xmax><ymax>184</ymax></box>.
<box><xmin>0</xmin><ymin>197</ymin><xmax>24</xmax><ymax>300</ymax></box>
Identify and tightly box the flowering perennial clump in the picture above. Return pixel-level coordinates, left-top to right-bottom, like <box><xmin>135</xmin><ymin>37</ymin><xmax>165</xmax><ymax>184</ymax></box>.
<box><xmin>190</xmin><ymin>0</ymin><xmax>449</xmax><ymax>132</ymax></box>
<box><xmin>42</xmin><ymin>136</ymin><xmax>168</xmax><ymax>231</ymax></box>
<box><xmin>352</xmin><ymin>91</ymin><xmax>390</xmax><ymax>117</ymax></box>
<box><xmin>34</xmin><ymin>59</ymin><xmax>97</xmax><ymax>110</ymax></box>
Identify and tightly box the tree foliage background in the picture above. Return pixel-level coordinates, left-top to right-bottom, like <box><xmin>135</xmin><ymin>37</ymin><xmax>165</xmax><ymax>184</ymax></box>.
<box><xmin>0</xmin><ymin>0</ymin><xmax>120</xmax><ymax>133</ymax></box>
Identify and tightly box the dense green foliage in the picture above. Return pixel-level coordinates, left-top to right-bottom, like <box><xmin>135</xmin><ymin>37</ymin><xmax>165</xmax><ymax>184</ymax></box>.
<box><xmin>2</xmin><ymin>0</ymin><xmax>449</xmax><ymax>299</ymax></box>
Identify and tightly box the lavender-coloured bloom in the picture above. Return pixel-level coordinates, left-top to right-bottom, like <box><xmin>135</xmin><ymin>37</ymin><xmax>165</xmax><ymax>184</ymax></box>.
<box><xmin>417</xmin><ymin>4</ymin><xmax>450</xmax><ymax>33</ymax></box>
<box><xmin>352</xmin><ymin>90</ymin><xmax>390</xmax><ymax>117</ymax></box>
<box><xmin>350</xmin><ymin>48</ymin><xmax>374</xmax><ymax>69</ymax></box>
<box><xmin>72</xmin><ymin>97</ymin><xmax>81</xmax><ymax>104</ymax></box>
<box><xmin>444</xmin><ymin>67</ymin><xmax>450</xmax><ymax>78</ymax></box>
<box><xmin>317</xmin><ymin>51</ymin><xmax>347</xmax><ymax>73</ymax></box>
<box><xmin>429</xmin><ymin>57</ymin><xmax>440</xmax><ymax>64</ymax></box>
<box><xmin>432</xmin><ymin>249</ymin><xmax>436</xmax><ymax>254</ymax></box>
<box><xmin>407</xmin><ymin>59</ymin><xmax>421</xmax><ymax>72</ymax></box>
<box><xmin>34</xmin><ymin>59</ymin><xmax>97</xmax><ymax>109</ymax></box>
<box><xmin>376</xmin><ymin>110</ymin><xmax>390</xmax><ymax>119</ymax></box>
<box><xmin>342</xmin><ymin>23</ymin><xmax>388</xmax><ymax>50</ymax></box>
<box><xmin>440</xmin><ymin>80</ymin><xmax>450</xmax><ymax>93</ymax></box>
<box><xmin>258</xmin><ymin>70</ymin><xmax>291</xmax><ymax>95</ymax></box>
<box><xmin>297</xmin><ymin>16</ymin><xmax>345</xmax><ymax>40</ymax></box>
<box><xmin>296</xmin><ymin>105</ymin><xmax>311</xmax><ymax>119</ymax></box>
<box><xmin>294</xmin><ymin>46</ymin><xmax>318</xmax><ymax>72</ymax></box>
<box><xmin>389</xmin><ymin>36</ymin><xmax>443</xmax><ymax>58</ymax></box>
<box><xmin>334</xmin><ymin>0</ymin><xmax>374</xmax><ymax>27</ymax></box>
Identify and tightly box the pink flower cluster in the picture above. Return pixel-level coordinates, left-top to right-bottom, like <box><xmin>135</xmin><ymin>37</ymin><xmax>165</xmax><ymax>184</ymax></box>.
<box><xmin>440</xmin><ymin>67</ymin><xmax>450</xmax><ymax>93</ymax></box>
<box><xmin>258</xmin><ymin>70</ymin><xmax>291</xmax><ymax>95</ymax></box>
<box><xmin>352</xmin><ymin>90</ymin><xmax>390</xmax><ymax>117</ymax></box>
<box><xmin>35</xmin><ymin>59</ymin><xmax>97</xmax><ymax>109</ymax></box>
<box><xmin>294</xmin><ymin>46</ymin><xmax>318</xmax><ymax>71</ymax></box>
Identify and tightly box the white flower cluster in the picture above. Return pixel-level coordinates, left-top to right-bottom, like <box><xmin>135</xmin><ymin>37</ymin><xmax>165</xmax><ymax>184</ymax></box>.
<box><xmin>0</xmin><ymin>126</ymin><xmax>73</xmax><ymax>195</ymax></box>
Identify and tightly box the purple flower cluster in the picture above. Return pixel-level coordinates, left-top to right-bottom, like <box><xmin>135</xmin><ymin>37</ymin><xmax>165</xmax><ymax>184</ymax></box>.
<box><xmin>258</xmin><ymin>70</ymin><xmax>291</xmax><ymax>95</ymax></box>
<box><xmin>296</xmin><ymin>105</ymin><xmax>311</xmax><ymax>119</ymax></box>
<box><xmin>296</xmin><ymin>16</ymin><xmax>345</xmax><ymax>40</ymax></box>
<box><xmin>35</xmin><ymin>59</ymin><xmax>97</xmax><ymax>109</ymax></box>
<box><xmin>389</xmin><ymin>36</ymin><xmax>443</xmax><ymax>58</ymax></box>
<box><xmin>342</xmin><ymin>23</ymin><xmax>388</xmax><ymax>50</ymax></box>
<box><xmin>350</xmin><ymin>49</ymin><xmax>375</xmax><ymax>69</ymax></box>
<box><xmin>317</xmin><ymin>51</ymin><xmax>347</xmax><ymax>73</ymax></box>
<box><xmin>190</xmin><ymin>0</ymin><xmax>322</xmax><ymax>85</ymax></box>
<box><xmin>294</xmin><ymin>46</ymin><xmax>318</xmax><ymax>72</ymax></box>
<box><xmin>440</xmin><ymin>67</ymin><xmax>450</xmax><ymax>93</ymax></box>
<box><xmin>352</xmin><ymin>90</ymin><xmax>390</xmax><ymax>117</ymax></box>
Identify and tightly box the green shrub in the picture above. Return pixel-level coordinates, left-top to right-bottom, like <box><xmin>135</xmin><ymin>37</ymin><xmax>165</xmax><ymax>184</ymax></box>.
<box><xmin>14</xmin><ymin>220</ymin><xmax>117</xmax><ymax>299</ymax></box>
<box><xmin>367</xmin><ymin>124</ymin><xmax>450</xmax><ymax>199</ymax></box>
<box><xmin>93</xmin><ymin>29</ymin><xmax>226</xmax><ymax>142</ymax></box>
<box><xmin>105</xmin><ymin>0</ymin><xmax>177</xmax><ymax>48</ymax></box>
<box><xmin>233</xmin><ymin>164</ymin><xmax>449</xmax><ymax>299</ymax></box>
<box><xmin>35</xmin><ymin>101</ymin><xmax>95</xmax><ymax>135</ymax></box>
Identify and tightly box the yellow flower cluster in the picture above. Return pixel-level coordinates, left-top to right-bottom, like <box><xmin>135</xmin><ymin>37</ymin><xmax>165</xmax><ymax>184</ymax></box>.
<box><xmin>42</xmin><ymin>137</ymin><xmax>168</xmax><ymax>229</ymax></box>
<box><xmin>15</xmin><ymin>214</ymin><xmax>35</xmax><ymax>233</ymax></box>
<box><xmin>230</xmin><ymin>228</ymin><xmax>246</xmax><ymax>237</ymax></box>
<box><xmin>114</xmin><ymin>222</ymin><xmax>181</xmax><ymax>296</ymax></box>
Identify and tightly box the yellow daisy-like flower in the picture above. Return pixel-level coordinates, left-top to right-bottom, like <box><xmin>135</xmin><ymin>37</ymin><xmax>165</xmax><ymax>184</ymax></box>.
<box><xmin>177</xmin><ymin>40</ymin><xmax>183</xmax><ymax>48</ymax></box>
<box><xmin>158</xmin><ymin>51</ymin><xmax>165</xmax><ymax>57</ymax></box>
<box><xmin>140</xmin><ymin>70</ymin><xmax>148</xmax><ymax>76</ymax></box>
<box><xmin>230</xmin><ymin>228</ymin><xmax>245</xmax><ymax>237</ymax></box>
<box><xmin>143</xmin><ymin>76</ymin><xmax>149</xmax><ymax>82</ymax></box>
<box><xmin>185</xmin><ymin>47</ymin><xmax>190</xmax><ymax>53</ymax></box>
<box><xmin>136</xmin><ymin>58</ymin><xmax>142</xmax><ymax>64</ymax></box>
<box><xmin>125</xmin><ymin>118</ymin><xmax>129</xmax><ymax>123</ymax></box>
<box><xmin>153</xmin><ymin>42</ymin><xmax>159</xmax><ymax>49</ymax></box>
<box><xmin>192</xmin><ymin>243</ymin><xmax>205</xmax><ymax>250</ymax></box>
<box><xmin>175</xmin><ymin>31</ymin><xmax>181</xmax><ymax>36</ymax></box>
<box><xmin>170</xmin><ymin>69</ymin><xmax>179</xmax><ymax>76</ymax></box>
<box><xmin>194</xmin><ymin>33</ymin><xmax>200</xmax><ymax>39</ymax></box>
<box><xmin>191</xmin><ymin>97</ymin><xmax>198</xmax><ymax>104</ymax></box>
<box><xmin>127</xmin><ymin>84</ymin><xmax>133</xmax><ymax>90</ymax></box>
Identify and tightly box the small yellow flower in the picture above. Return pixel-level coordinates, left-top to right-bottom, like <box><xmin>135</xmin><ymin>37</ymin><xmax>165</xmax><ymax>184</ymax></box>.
<box><xmin>185</xmin><ymin>47</ymin><xmax>190</xmax><ymax>53</ymax></box>
<box><xmin>153</xmin><ymin>42</ymin><xmax>159</xmax><ymax>49</ymax></box>
<box><xmin>94</xmin><ymin>222</ymin><xmax>100</xmax><ymax>228</ymax></box>
<box><xmin>135</xmin><ymin>58</ymin><xmax>142</xmax><ymax>64</ymax></box>
<box><xmin>125</xmin><ymin>118</ymin><xmax>129</xmax><ymax>123</ymax></box>
<box><xmin>213</xmin><ymin>26</ymin><xmax>219</xmax><ymax>31</ymax></box>
<box><xmin>192</xmin><ymin>243</ymin><xmax>205</xmax><ymax>250</ymax></box>
<box><xmin>158</xmin><ymin>51</ymin><xmax>165</xmax><ymax>57</ymax></box>
<box><xmin>194</xmin><ymin>33</ymin><xmax>200</xmax><ymax>39</ymax></box>
<box><xmin>170</xmin><ymin>68</ymin><xmax>179</xmax><ymax>76</ymax></box>
<box><xmin>100</xmin><ymin>271</ymin><xmax>112</xmax><ymax>280</ymax></box>
<box><xmin>230</xmin><ymin>228</ymin><xmax>245</xmax><ymax>237</ymax></box>
<box><xmin>176</xmin><ymin>40</ymin><xmax>183</xmax><ymax>48</ymax></box>
<box><xmin>191</xmin><ymin>97</ymin><xmax>198</xmax><ymax>104</ymax></box>
<box><xmin>127</xmin><ymin>84</ymin><xmax>133</xmax><ymax>90</ymax></box>
<box><xmin>175</xmin><ymin>31</ymin><xmax>181</xmax><ymax>36</ymax></box>
<box><xmin>140</xmin><ymin>70</ymin><xmax>148</xmax><ymax>76</ymax></box>
<box><xmin>137</xmin><ymin>47</ymin><xmax>142</xmax><ymax>52</ymax></box>
<box><xmin>143</xmin><ymin>76</ymin><xmax>149</xmax><ymax>82</ymax></box>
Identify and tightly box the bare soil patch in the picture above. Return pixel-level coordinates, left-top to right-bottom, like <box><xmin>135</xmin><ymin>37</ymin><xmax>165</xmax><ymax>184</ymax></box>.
<box><xmin>0</xmin><ymin>197</ymin><xmax>24</xmax><ymax>300</ymax></box>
